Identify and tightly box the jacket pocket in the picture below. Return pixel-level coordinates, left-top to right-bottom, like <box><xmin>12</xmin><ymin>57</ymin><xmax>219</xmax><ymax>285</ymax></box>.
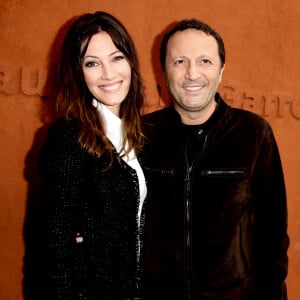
<box><xmin>143</xmin><ymin>166</ymin><xmax>176</xmax><ymax>176</ymax></box>
<box><xmin>200</xmin><ymin>168</ymin><xmax>246</xmax><ymax>178</ymax></box>
<box><xmin>72</xmin><ymin>235</ymin><xmax>94</xmax><ymax>299</ymax></box>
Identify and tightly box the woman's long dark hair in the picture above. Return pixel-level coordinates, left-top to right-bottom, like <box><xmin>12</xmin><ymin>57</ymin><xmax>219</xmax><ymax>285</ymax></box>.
<box><xmin>55</xmin><ymin>11</ymin><xmax>145</xmax><ymax>162</ymax></box>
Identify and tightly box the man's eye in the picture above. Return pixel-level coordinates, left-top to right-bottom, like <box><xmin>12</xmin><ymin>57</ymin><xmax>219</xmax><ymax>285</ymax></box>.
<box><xmin>201</xmin><ymin>59</ymin><xmax>212</xmax><ymax>64</ymax></box>
<box><xmin>174</xmin><ymin>59</ymin><xmax>185</xmax><ymax>65</ymax></box>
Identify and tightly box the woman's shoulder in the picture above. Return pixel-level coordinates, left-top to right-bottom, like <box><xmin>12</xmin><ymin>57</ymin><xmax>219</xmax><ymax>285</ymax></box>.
<box><xmin>42</xmin><ymin>119</ymin><xmax>82</xmax><ymax>153</ymax></box>
<box><xmin>48</xmin><ymin>118</ymin><xmax>80</xmax><ymax>135</ymax></box>
<box><xmin>39</xmin><ymin>119</ymin><xmax>87</xmax><ymax>173</ymax></box>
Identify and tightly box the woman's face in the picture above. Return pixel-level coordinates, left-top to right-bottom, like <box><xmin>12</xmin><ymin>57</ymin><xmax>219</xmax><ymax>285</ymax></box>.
<box><xmin>82</xmin><ymin>31</ymin><xmax>131</xmax><ymax>115</ymax></box>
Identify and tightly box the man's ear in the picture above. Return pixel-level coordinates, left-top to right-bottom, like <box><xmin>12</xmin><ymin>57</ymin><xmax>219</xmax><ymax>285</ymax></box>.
<box><xmin>219</xmin><ymin>64</ymin><xmax>225</xmax><ymax>83</ymax></box>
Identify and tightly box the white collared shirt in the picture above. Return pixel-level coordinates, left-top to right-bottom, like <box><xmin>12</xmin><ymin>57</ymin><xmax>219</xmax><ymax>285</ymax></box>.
<box><xmin>92</xmin><ymin>99</ymin><xmax>147</xmax><ymax>224</ymax></box>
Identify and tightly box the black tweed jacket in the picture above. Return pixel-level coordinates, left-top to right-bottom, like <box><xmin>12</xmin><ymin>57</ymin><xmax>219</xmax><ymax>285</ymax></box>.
<box><xmin>38</xmin><ymin>119</ymin><xmax>141</xmax><ymax>300</ymax></box>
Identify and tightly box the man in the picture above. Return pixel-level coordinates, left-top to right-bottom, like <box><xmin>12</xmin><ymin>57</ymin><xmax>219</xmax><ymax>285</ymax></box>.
<box><xmin>140</xmin><ymin>19</ymin><xmax>289</xmax><ymax>300</ymax></box>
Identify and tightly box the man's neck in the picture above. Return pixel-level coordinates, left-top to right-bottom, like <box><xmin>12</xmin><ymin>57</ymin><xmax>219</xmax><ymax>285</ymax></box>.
<box><xmin>176</xmin><ymin>100</ymin><xmax>217</xmax><ymax>125</ymax></box>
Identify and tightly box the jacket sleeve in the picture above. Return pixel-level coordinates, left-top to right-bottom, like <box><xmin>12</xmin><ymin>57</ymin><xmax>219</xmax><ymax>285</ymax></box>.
<box><xmin>39</xmin><ymin>121</ymin><xmax>86</xmax><ymax>300</ymax></box>
<box><xmin>252</xmin><ymin>121</ymin><xmax>289</xmax><ymax>299</ymax></box>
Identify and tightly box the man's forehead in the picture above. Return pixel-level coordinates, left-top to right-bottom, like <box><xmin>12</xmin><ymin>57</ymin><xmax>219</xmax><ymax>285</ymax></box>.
<box><xmin>167</xmin><ymin>30</ymin><xmax>219</xmax><ymax>57</ymax></box>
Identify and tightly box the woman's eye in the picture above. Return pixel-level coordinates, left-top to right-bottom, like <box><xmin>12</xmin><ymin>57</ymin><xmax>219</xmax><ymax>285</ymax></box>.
<box><xmin>84</xmin><ymin>61</ymin><xmax>98</xmax><ymax>67</ymax></box>
<box><xmin>113</xmin><ymin>55</ymin><xmax>125</xmax><ymax>62</ymax></box>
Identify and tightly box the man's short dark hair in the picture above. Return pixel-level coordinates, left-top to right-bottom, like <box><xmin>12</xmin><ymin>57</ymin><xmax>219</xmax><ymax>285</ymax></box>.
<box><xmin>160</xmin><ymin>19</ymin><xmax>225</xmax><ymax>71</ymax></box>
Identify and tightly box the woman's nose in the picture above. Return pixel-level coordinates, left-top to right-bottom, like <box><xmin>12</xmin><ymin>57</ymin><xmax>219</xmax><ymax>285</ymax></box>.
<box><xmin>101</xmin><ymin>63</ymin><xmax>115</xmax><ymax>80</ymax></box>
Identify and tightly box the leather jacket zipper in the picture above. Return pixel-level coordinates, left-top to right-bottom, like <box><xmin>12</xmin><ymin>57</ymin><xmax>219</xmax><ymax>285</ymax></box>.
<box><xmin>184</xmin><ymin>134</ymin><xmax>208</xmax><ymax>300</ymax></box>
<box><xmin>184</xmin><ymin>160</ymin><xmax>193</xmax><ymax>300</ymax></box>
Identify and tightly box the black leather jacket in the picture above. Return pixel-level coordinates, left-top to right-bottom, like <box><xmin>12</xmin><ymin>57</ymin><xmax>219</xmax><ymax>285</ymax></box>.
<box><xmin>140</xmin><ymin>94</ymin><xmax>289</xmax><ymax>300</ymax></box>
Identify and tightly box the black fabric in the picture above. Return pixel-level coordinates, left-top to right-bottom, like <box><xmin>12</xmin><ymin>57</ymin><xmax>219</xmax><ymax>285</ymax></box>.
<box><xmin>181</xmin><ymin>123</ymin><xmax>206</xmax><ymax>166</ymax></box>
<box><xmin>140</xmin><ymin>94</ymin><xmax>289</xmax><ymax>300</ymax></box>
<box><xmin>37</xmin><ymin>119</ymin><xmax>141</xmax><ymax>300</ymax></box>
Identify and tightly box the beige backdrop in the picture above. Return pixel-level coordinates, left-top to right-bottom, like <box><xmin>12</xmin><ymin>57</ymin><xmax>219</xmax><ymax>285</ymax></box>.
<box><xmin>0</xmin><ymin>0</ymin><xmax>299</xmax><ymax>299</ymax></box>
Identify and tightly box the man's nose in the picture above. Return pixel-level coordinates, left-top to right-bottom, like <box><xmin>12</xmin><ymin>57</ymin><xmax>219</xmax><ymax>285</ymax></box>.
<box><xmin>185</xmin><ymin>62</ymin><xmax>201</xmax><ymax>81</ymax></box>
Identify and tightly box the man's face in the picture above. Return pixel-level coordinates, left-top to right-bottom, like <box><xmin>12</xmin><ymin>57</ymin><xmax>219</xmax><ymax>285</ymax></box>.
<box><xmin>165</xmin><ymin>29</ymin><xmax>224</xmax><ymax>122</ymax></box>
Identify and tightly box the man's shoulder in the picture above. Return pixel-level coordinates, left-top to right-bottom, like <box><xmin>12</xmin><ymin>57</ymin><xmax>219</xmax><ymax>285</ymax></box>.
<box><xmin>142</xmin><ymin>106</ymin><xmax>176</xmax><ymax>124</ymax></box>
<box><xmin>228</xmin><ymin>105</ymin><xmax>270</xmax><ymax>127</ymax></box>
<box><xmin>143</xmin><ymin>106</ymin><xmax>172</xmax><ymax>117</ymax></box>
<box><xmin>216</xmin><ymin>96</ymin><xmax>273</xmax><ymax>137</ymax></box>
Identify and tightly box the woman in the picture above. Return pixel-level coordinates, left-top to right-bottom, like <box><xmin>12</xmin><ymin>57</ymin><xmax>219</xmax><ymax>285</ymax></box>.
<box><xmin>39</xmin><ymin>11</ymin><xmax>146</xmax><ymax>299</ymax></box>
